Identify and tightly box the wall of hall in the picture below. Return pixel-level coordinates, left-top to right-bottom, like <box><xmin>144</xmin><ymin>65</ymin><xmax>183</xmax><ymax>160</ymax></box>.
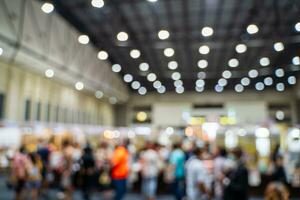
<box><xmin>0</xmin><ymin>61</ymin><xmax>114</xmax><ymax>126</ymax></box>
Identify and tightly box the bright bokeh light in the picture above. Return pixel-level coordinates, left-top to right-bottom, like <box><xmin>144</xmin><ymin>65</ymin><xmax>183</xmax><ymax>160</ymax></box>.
<box><xmin>288</xmin><ymin>76</ymin><xmax>296</xmax><ymax>85</ymax></box>
<box><xmin>295</xmin><ymin>22</ymin><xmax>300</xmax><ymax>32</ymax></box>
<box><xmin>228</xmin><ymin>58</ymin><xmax>239</xmax><ymax>68</ymax></box>
<box><xmin>275</xmin><ymin>110</ymin><xmax>285</xmax><ymax>120</ymax></box>
<box><xmin>275</xmin><ymin>68</ymin><xmax>284</xmax><ymax>77</ymax></box>
<box><xmin>172</xmin><ymin>72</ymin><xmax>181</xmax><ymax>80</ymax></box>
<box><xmin>0</xmin><ymin>47</ymin><xmax>3</xmax><ymax>56</ymax></box>
<box><xmin>95</xmin><ymin>90</ymin><xmax>103</xmax><ymax>99</ymax></box>
<box><xmin>241</xmin><ymin>77</ymin><xmax>250</xmax><ymax>86</ymax></box>
<box><xmin>259</xmin><ymin>57</ymin><xmax>270</xmax><ymax>66</ymax></box>
<box><xmin>273</xmin><ymin>42</ymin><xmax>284</xmax><ymax>52</ymax></box>
<box><xmin>197</xmin><ymin>59</ymin><xmax>208</xmax><ymax>69</ymax></box>
<box><xmin>248</xmin><ymin>69</ymin><xmax>258</xmax><ymax>78</ymax></box>
<box><xmin>138</xmin><ymin>87</ymin><xmax>147</xmax><ymax>95</ymax></box>
<box><xmin>235</xmin><ymin>44</ymin><xmax>247</xmax><ymax>53</ymax></box>
<box><xmin>164</xmin><ymin>48</ymin><xmax>175</xmax><ymax>57</ymax></box>
<box><xmin>75</xmin><ymin>82</ymin><xmax>84</xmax><ymax>91</ymax></box>
<box><xmin>139</xmin><ymin>63</ymin><xmax>149</xmax><ymax>71</ymax></box>
<box><xmin>255</xmin><ymin>82</ymin><xmax>264</xmax><ymax>91</ymax></box>
<box><xmin>78</xmin><ymin>35</ymin><xmax>89</xmax><ymax>44</ymax></box>
<box><xmin>153</xmin><ymin>80</ymin><xmax>162</xmax><ymax>89</ymax></box>
<box><xmin>255</xmin><ymin>127</ymin><xmax>270</xmax><ymax>138</ymax></box>
<box><xmin>157</xmin><ymin>85</ymin><xmax>166</xmax><ymax>94</ymax></box>
<box><xmin>215</xmin><ymin>85</ymin><xmax>224</xmax><ymax>93</ymax></box>
<box><xmin>123</xmin><ymin>74</ymin><xmax>133</xmax><ymax>83</ymax></box>
<box><xmin>247</xmin><ymin>24</ymin><xmax>259</xmax><ymax>34</ymax></box>
<box><xmin>218</xmin><ymin>78</ymin><xmax>227</xmax><ymax>87</ymax></box>
<box><xmin>264</xmin><ymin>77</ymin><xmax>273</xmax><ymax>86</ymax></box>
<box><xmin>198</xmin><ymin>71</ymin><xmax>206</xmax><ymax>79</ymax></box>
<box><xmin>174</xmin><ymin>80</ymin><xmax>183</xmax><ymax>87</ymax></box>
<box><xmin>91</xmin><ymin>0</ymin><xmax>104</xmax><ymax>8</ymax></box>
<box><xmin>292</xmin><ymin>56</ymin><xmax>300</xmax><ymax>65</ymax></box>
<box><xmin>168</xmin><ymin>61</ymin><xmax>178</xmax><ymax>70</ymax></box>
<box><xmin>201</xmin><ymin>27</ymin><xmax>214</xmax><ymax>37</ymax></box>
<box><xmin>130</xmin><ymin>49</ymin><xmax>141</xmax><ymax>59</ymax></box>
<box><xmin>175</xmin><ymin>86</ymin><xmax>184</xmax><ymax>94</ymax></box>
<box><xmin>196</xmin><ymin>79</ymin><xmax>205</xmax><ymax>87</ymax></box>
<box><xmin>131</xmin><ymin>81</ymin><xmax>141</xmax><ymax>90</ymax></box>
<box><xmin>97</xmin><ymin>51</ymin><xmax>108</xmax><ymax>60</ymax></box>
<box><xmin>276</xmin><ymin>83</ymin><xmax>285</xmax><ymax>92</ymax></box>
<box><xmin>41</xmin><ymin>3</ymin><xmax>54</xmax><ymax>14</ymax></box>
<box><xmin>147</xmin><ymin>73</ymin><xmax>157</xmax><ymax>82</ymax></box>
<box><xmin>136</xmin><ymin>112</ymin><xmax>147</xmax><ymax>122</ymax></box>
<box><xmin>45</xmin><ymin>69</ymin><xmax>54</xmax><ymax>78</ymax></box>
<box><xmin>112</xmin><ymin>64</ymin><xmax>122</xmax><ymax>72</ymax></box>
<box><xmin>235</xmin><ymin>84</ymin><xmax>244</xmax><ymax>93</ymax></box>
<box><xmin>199</xmin><ymin>45</ymin><xmax>210</xmax><ymax>55</ymax></box>
<box><xmin>117</xmin><ymin>32</ymin><xmax>128</xmax><ymax>41</ymax></box>
<box><xmin>222</xmin><ymin>70</ymin><xmax>232</xmax><ymax>79</ymax></box>
<box><xmin>158</xmin><ymin>30</ymin><xmax>170</xmax><ymax>40</ymax></box>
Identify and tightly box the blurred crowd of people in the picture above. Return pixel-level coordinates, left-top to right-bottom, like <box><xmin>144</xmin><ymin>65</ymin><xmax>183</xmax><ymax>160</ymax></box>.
<box><xmin>6</xmin><ymin>138</ymin><xmax>291</xmax><ymax>200</ymax></box>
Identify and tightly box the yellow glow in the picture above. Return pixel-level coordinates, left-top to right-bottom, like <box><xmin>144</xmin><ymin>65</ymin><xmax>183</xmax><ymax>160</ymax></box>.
<box><xmin>190</xmin><ymin>117</ymin><xmax>205</xmax><ymax>125</ymax></box>
<box><xmin>185</xmin><ymin>127</ymin><xmax>194</xmax><ymax>137</ymax></box>
<box><xmin>136</xmin><ymin>112</ymin><xmax>147</xmax><ymax>122</ymax></box>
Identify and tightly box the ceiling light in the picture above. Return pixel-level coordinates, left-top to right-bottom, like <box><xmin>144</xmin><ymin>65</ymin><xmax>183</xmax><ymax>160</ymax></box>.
<box><xmin>130</xmin><ymin>49</ymin><xmax>141</xmax><ymax>59</ymax></box>
<box><xmin>292</xmin><ymin>56</ymin><xmax>300</xmax><ymax>65</ymax></box>
<box><xmin>91</xmin><ymin>0</ymin><xmax>104</xmax><ymax>8</ymax></box>
<box><xmin>78</xmin><ymin>35</ymin><xmax>89</xmax><ymax>44</ymax></box>
<box><xmin>117</xmin><ymin>31</ymin><xmax>128</xmax><ymax>41</ymax></box>
<box><xmin>123</xmin><ymin>74</ymin><xmax>133</xmax><ymax>83</ymax></box>
<box><xmin>218</xmin><ymin>78</ymin><xmax>227</xmax><ymax>87</ymax></box>
<box><xmin>0</xmin><ymin>47</ymin><xmax>3</xmax><ymax>56</ymax></box>
<box><xmin>222</xmin><ymin>70</ymin><xmax>232</xmax><ymax>79</ymax></box>
<box><xmin>197</xmin><ymin>60</ymin><xmax>208</xmax><ymax>69</ymax></box>
<box><xmin>171</xmin><ymin>72</ymin><xmax>181</xmax><ymax>80</ymax></box>
<box><xmin>75</xmin><ymin>82</ymin><xmax>84</xmax><ymax>91</ymax></box>
<box><xmin>197</xmin><ymin>71</ymin><xmax>206</xmax><ymax>79</ymax></box>
<box><xmin>248</xmin><ymin>69</ymin><xmax>258</xmax><ymax>78</ymax></box>
<box><xmin>196</xmin><ymin>79</ymin><xmax>205</xmax><ymax>87</ymax></box>
<box><xmin>288</xmin><ymin>76</ymin><xmax>296</xmax><ymax>85</ymax></box>
<box><xmin>97</xmin><ymin>51</ymin><xmax>108</xmax><ymax>60</ymax></box>
<box><xmin>131</xmin><ymin>81</ymin><xmax>141</xmax><ymax>90</ymax></box>
<box><xmin>175</xmin><ymin>86</ymin><xmax>184</xmax><ymax>94</ymax></box>
<box><xmin>199</xmin><ymin>45</ymin><xmax>210</xmax><ymax>55</ymax></box>
<box><xmin>153</xmin><ymin>80</ymin><xmax>162</xmax><ymax>89</ymax></box>
<box><xmin>274</xmin><ymin>42</ymin><xmax>284</xmax><ymax>52</ymax></box>
<box><xmin>235</xmin><ymin>44</ymin><xmax>247</xmax><ymax>53</ymax></box>
<box><xmin>45</xmin><ymin>69</ymin><xmax>54</xmax><ymax>78</ymax></box>
<box><xmin>276</xmin><ymin>110</ymin><xmax>285</xmax><ymax>121</ymax></box>
<box><xmin>157</xmin><ymin>86</ymin><xmax>166</xmax><ymax>94</ymax></box>
<box><xmin>41</xmin><ymin>2</ymin><xmax>54</xmax><ymax>14</ymax></box>
<box><xmin>138</xmin><ymin>87</ymin><xmax>147</xmax><ymax>95</ymax></box>
<box><xmin>201</xmin><ymin>27</ymin><xmax>214</xmax><ymax>37</ymax></box>
<box><xmin>158</xmin><ymin>30</ymin><xmax>170</xmax><ymax>40</ymax></box>
<box><xmin>235</xmin><ymin>84</ymin><xmax>244</xmax><ymax>93</ymax></box>
<box><xmin>228</xmin><ymin>58</ymin><xmax>239</xmax><ymax>68</ymax></box>
<box><xmin>112</xmin><ymin>64</ymin><xmax>121</xmax><ymax>72</ymax></box>
<box><xmin>95</xmin><ymin>90</ymin><xmax>104</xmax><ymax>99</ymax></box>
<box><xmin>259</xmin><ymin>57</ymin><xmax>270</xmax><ymax>66</ymax></box>
<box><xmin>139</xmin><ymin>63</ymin><xmax>149</xmax><ymax>71</ymax></box>
<box><xmin>215</xmin><ymin>85</ymin><xmax>224</xmax><ymax>93</ymax></box>
<box><xmin>247</xmin><ymin>24</ymin><xmax>259</xmax><ymax>34</ymax></box>
<box><xmin>147</xmin><ymin>0</ymin><xmax>158</xmax><ymax>2</ymax></box>
<box><xmin>174</xmin><ymin>80</ymin><xmax>183</xmax><ymax>87</ymax></box>
<box><xmin>147</xmin><ymin>73</ymin><xmax>157</xmax><ymax>82</ymax></box>
<box><xmin>195</xmin><ymin>86</ymin><xmax>204</xmax><ymax>93</ymax></box>
<box><xmin>164</xmin><ymin>48</ymin><xmax>175</xmax><ymax>57</ymax></box>
<box><xmin>109</xmin><ymin>97</ymin><xmax>117</xmax><ymax>104</ymax></box>
<box><xmin>241</xmin><ymin>77</ymin><xmax>250</xmax><ymax>86</ymax></box>
<box><xmin>275</xmin><ymin>68</ymin><xmax>284</xmax><ymax>77</ymax></box>
<box><xmin>168</xmin><ymin>61</ymin><xmax>178</xmax><ymax>70</ymax></box>
<box><xmin>255</xmin><ymin>82</ymin><xmax>264</xmax><ymax>91</ymax></box>
<box><xmin>264</xmin><ymin>77</ymin><xmax>273</xmax><ymax>86</ymax></box>
<box><xmin>276</xmin><ymin>83</ymin><xmax>285</xmax><ymax>92</ymax></box>
<box><xmin>295</xmin><ymin>22</ymin><xmax>300</xmax><ymax>32</ymax></box>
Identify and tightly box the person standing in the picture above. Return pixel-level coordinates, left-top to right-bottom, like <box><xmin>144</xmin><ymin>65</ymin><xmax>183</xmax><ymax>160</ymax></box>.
<box><xmin>185</xmin><ymin>147</ymin><xmax>210</xmax><ymax>200</ymax></box>
<box><xmin>213</xmin><ymin>147</ymin><xmax>227</xmax><ymax>200</ymax></box>
<box><xmin>26</xmin><ymin>153</ymin><xmax>42</xmax><ymax>200</ymax></box>
<box><xmin>169</xmin><ymin>143</ymin><xmax>185</xmax><ymax>200</ymax></box>
<box><xmin>140</xmin><ymin>142</ymin><xmax>160</xmax><ymax>200</ymax></box>
<box><xmin>111</xmin><ymin>140</ymin><xmax>130</xmax><ymax>200</ymax></box>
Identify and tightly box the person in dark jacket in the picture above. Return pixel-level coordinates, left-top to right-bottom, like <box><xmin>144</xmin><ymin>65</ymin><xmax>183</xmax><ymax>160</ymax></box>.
<box><xmin>272</xmin><ymin>155</ymin><xmax>287</xmax><ymax>185</ymax></box>
<box><xmin>223</xmin><ymin>147</ymin><xmax>248</xmax><ymax>200</ymax></box>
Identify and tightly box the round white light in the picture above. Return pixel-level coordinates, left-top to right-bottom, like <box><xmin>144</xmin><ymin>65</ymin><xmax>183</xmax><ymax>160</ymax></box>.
<box><xmin>175</xmin><ymin>86</ymin><xmax>184</xmax><ymax>94</ymax></box>
<box><xmin>147</xmin><ymin>73</ymin><xmax>157</xmax><ymax>82</ymax></box>
<box><xmin>255</xmin><ymin>127</ymin><xmax>270</xmax><ymax>138</ymax></box>
<box><xmin>75</xmin><ymin>82</ymin><xmax>84</xmax><ymax>91</ymax></box>
<box><xmin>97</xmin><ymin>51</ymin><xmax>108</xmax><ymax>60</ymax></box>
<box><xmin>215</xmin><ymin>85</ymin><xmax>224</xmax><ymax>93</ymax></box>
<box><xmin>171</xmin><ymin>72</ymin><xmax>181</xmax><ymax>80</ymax></box>
<box><xmin>91</xmin><ymin>0</ymin><xmax>104</xmax><ymax>8</ymax></box>
<box><xmin>117</xmin><ymin>32</ymin><xmax>128</xmax><ymax>41</ymax></box>
<box><xmin>275</xmin><ymin>68</ymin><xmax>284</xmax><ymax>77</ymax></box>
<box><xmin>247</xmin><ymin>24</ymin><xmax>259</xmax><ymax>34</ymax></box>
<box><xmin>95</xmin><ymin>90</ymin><xmax>103</xmax><ymax>99</ymax></box>
<box><xmin>174</xmin><ymin>80</ymin><xmax>183</xmax><ymax>87</ymax></box>
<box><xmin>41</xmin><ymin>3</ymin><xmax>54</xmax><ymax>14</ymax></box>
<box><xmin>131</xmin><ymin>81</ymin><xmax>141</xmax><ymax>90</ymax></box>
<box><xmin>201</xmin><ymin>27</ymin><xmax>214</xmax><ymax>37</ymax></box>
<box><xmin>109</xmin><ymin>97</ymin><xmax>117</xmax><ymax>104</ymax></box>
<box><xmin>168</xmin><ymin>61</ymin><xmax>178</xmax><ymax>70</ymax></box>
<box><xmin>222</xmin><ymin>70</ymin><xmax>232</xmax><ymax>79</ymax></box>
<box><xmin>274</xmin><ymin>42</ymin><xmax>284</xmax><ymax>52</ymax></box>
<box><xmin>78</xmin><ymin>35</ymin><xmax>89</xmax><ymax>44</ymax></box>
<box><xmin>164</xmin><ymin>48</ymin><xmax>175</xmax><ymax>57</ymax></box>
<box><xmin>292</xmin><ymin>56</ymin><xmax>300</xmax><ymax>65</ymax></box>
<box><xmin>139</xmin><ymin>63</ymin><xmax>149</xmax><ymax>71</ymax></box>
<box><xmin>147</xmin><ymin>0</ymin><xmax>158</xmax><ymax>2</ymax></box>
<box><xmin>0</xmin><ymin>48</ymin><xmax>3</xmax><ymax>56</ymax></box>
<box><xmin>235</xmin><ymin>84</ymin><xmax>244</xmax><ymax>93</ymax></box>
<box><xmin>123</xmin><ymin>74</ymin><xmax>133</xmax><ymax>83</ymax></box>
<box><xmin>264</xmin><ymin>77</ymin><xmax>273</xmax><ymax>86</ymax></box>
<box><xmin>218</xmin><ymin>78</ymin><xmax>227</xmax><ymax>87</ymax></box>
<box><xmin>130</xmin><ymin>49</ymin><xmax>141</xmax><ymax>59</ymax></box>
<box><xmin>259</xmin><ymin>57</ymin><xmax>270</xmax><ymax>66</ymax></box>
<box><xmin>195</xmin><ymin>86</ymin><xmax>204</xmax><ymax>93</ymax></box>
<box><xmin>196</xmin><ymin>79</ymin><xmax>205</xmax><ymax>87</ymax></box>
<box><xmin>157</xmin><ymin>86</ymin><xmax>166</xmax><ymax>94</ymax></box>
<box><xmin>228</xmin><ymin>58</ymin><xmax>239</xmax><ymax>68</ymax></box>
<box><xmin>198</xmin><ymin>71</ymin><xmax>206</xmax><ymax>79</ymax></box>
<box><xmin>248</xmin><ymin>69</ymin><xmax>259</xmax><ymax>78</ymax></box>
<box><xmin>158</xmin><ymin>30</ymin><xmax>170</xmax><ymax>40</ymax></box>
<box><xmin>199</xmin><ymin>45</ymin><xmax>210</xmax><ymax>55</ymax></box>
<box><xmin>241</xmin><ymin>77</ymin><xmax>250</xmax><ymax>86</ymax></box>
<box><xmin>153</xmin><ymin>80</ymin><xmax>162</xmax><ymax>89</ymax></box>
<box><xmin>276</xmin><ymin>110</ymin><xmax>285</xmax><ymax>121</ymax></box>
<box><xmin>198</xmin><ymin>60</ymin><xmax>208</xmax><ymax>69</ymax></box>
<box><xmin>276</xmin><ymin>83</ymin><xmax>285</xmax><ymax>92</ymax></box>
<box><xmin>45</xmin><ymin>69</ymin><xmax>54</xmax><ymax>78</ymax></box>
<box><xmin>255</xmin><ymin>82</ymin><xmax>264</xmax><ymax>91</ymax></box>
<box><xmin>112</xmin><ymin>64</ymin><xmax>122</xmax><ymax>72</ymax></box>
<box><xmin>138</xmin><ymin>87</ymin><xmax>147</xmax><ymax>95</ymax></box>
<box><xmin>295</xmin><ymin>22</ymin><xmax>300</xmax><ymax>32</ymax></box>
<box><xmin>235</xmin><ymin>44</ymin><xmax>247</xmax><ymax>53</ymax></box>
<box><xmin>288</xmin><ymin>76</ymin><xmax>296</xmax><ymax>85</ymax></box>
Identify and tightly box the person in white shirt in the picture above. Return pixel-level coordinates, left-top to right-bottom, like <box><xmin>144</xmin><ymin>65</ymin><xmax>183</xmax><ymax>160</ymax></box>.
<box><xmin>185</xmin><ymin>147</ymin><xmax>210</xmax><ymax>200</ymax></box>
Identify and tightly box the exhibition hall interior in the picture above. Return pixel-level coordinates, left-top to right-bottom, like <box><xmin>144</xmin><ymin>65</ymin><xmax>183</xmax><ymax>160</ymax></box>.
<box><xmin>0</xmin><ymin>0</ymin><xmax>300</xmax><ymax>199</ymax></box>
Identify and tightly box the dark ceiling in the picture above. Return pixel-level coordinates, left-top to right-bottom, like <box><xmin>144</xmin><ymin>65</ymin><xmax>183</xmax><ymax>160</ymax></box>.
<box><xmin>45</xmin><ymin>0</ymin><xmax>300</xmax><ymax>93</ymax></box>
